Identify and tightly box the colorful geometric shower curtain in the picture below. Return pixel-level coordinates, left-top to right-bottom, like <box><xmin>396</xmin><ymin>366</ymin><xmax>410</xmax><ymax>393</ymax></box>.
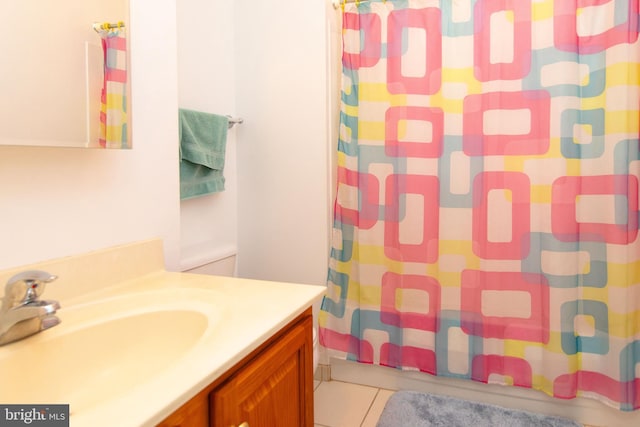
<box><xmin>319</xmin><ymin>0</ymin><xmax>640</xmax><ymax>411</ymax></box>
<box><xmin>97</xmin><ymin>24</ymin><xmax>128</xmax><ymax>149</ymax></box>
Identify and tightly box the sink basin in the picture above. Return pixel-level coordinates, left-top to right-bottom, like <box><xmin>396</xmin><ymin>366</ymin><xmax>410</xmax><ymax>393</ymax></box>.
<box><xmin>0</xmin><ymin>289</ymin><xmax>220</xmax><ymax>413</ymax></box>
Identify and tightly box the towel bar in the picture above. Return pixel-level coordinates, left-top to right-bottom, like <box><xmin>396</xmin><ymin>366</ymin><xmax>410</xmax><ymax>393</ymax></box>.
<box><xmin>226</xmin><ymin>116</ymin><xmax>244</xmax><ymax>129</ymax></box>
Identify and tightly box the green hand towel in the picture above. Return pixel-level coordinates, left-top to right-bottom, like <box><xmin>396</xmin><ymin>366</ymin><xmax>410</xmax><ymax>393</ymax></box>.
<box><xmin>179</xmin><ymin>108</ymin><xmax>229</xmax><ymax>200</ymax></box>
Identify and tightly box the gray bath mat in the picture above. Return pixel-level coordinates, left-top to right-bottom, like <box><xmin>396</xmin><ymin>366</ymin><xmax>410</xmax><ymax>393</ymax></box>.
<box><xmin>376</xmin><ymin>390</ymin><xmax>582</xmax><ymax>427</ymax></box>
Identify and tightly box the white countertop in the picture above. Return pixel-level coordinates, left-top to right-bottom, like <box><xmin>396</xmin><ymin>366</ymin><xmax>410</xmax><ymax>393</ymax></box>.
<box><xmin>105</xmin><ymin>273</ymin><xmax>324</xmax><ymax>426</ymax></box>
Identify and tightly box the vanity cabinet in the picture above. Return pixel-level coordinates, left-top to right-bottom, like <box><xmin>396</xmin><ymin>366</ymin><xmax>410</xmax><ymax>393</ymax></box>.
<box><xmin>157</xmin><ymin>308</ymin><xmax>314</xmax><ymax>427</ymax></box>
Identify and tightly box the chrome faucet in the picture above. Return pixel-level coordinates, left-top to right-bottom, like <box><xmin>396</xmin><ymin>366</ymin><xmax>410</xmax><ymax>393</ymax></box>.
<box><xmin>0</xmin><ymin>270</ymin><xmax>61</xmax><ymax>346</ymax></box>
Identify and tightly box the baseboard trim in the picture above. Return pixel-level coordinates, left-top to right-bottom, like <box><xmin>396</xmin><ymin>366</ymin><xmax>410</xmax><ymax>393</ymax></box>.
<box><xmin>314</xmin><ymin>363</ymin><xmax>331</xmax><ymax>382</ymax></box>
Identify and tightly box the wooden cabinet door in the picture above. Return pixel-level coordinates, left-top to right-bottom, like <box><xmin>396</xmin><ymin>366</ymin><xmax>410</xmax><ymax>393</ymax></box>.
<box><xmin>211</xmin><ymin>315</ymin><xmax>313</xmax><ymax>427</ymax></box>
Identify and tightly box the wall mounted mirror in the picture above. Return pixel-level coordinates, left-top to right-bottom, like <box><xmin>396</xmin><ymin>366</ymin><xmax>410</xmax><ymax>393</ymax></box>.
<box><xmin>0</xmin><ymin>0</ymin><xmax>130</xmax><ymax>148</ymax></box>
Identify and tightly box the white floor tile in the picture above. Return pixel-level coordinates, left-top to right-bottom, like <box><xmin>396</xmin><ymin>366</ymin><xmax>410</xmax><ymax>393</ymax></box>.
<box><xmin>361</xmin><ymin>389</ymin><xmax>395</xmax><ymax>427</ymax></box>
<box><xmin>314</xmin><ymin>381</ymin><xmax>379</xmax><ymax>427</ymax></box>
<box><xmin>315</xmin><ymin>381</ymin><xmax>600</xmax><ymax>427</ymax></box>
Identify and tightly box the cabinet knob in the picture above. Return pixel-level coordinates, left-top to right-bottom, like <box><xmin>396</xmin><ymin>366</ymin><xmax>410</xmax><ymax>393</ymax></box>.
<box><xmin>238</xmin><ymin>423</ymin><xmax>249</xmax><ymax>427</ymax></box>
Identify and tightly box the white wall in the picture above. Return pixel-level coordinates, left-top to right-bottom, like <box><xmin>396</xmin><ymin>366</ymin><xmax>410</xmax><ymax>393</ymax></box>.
<box><xmin>175</xmin><ymin>0</ymin><xmax>331</xmax><ymax>286</ymax></box>
<box><xmin>176</xmin><ymin>0</ymin><xmax>238</xmax><ymax>271</ymax></box>
<box><xmin>0</xmin><ymin>0</ymin><xmax>181</xmax><ymax>271</ymax></box>
<box><xmin>0</xmin><ymin>0</ymin><xmax>126</xmax><ymax>146</ymax></box>
<box><xmin>234</xmin><ymin>0</ymin><xmax>331</xmax><ymax>286</ymax></box>
<box><xmin>0</xmin><ymin>0</ymin><xmax>331</xmax><ymax>290</ymax></box>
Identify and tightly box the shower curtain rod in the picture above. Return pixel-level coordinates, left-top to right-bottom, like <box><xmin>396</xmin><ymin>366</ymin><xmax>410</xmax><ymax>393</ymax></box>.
<box><xmin>332</xmin><ymin>0</ymin><xmax>375</xmax><ymax>8</ymax></box>
<box><xmin>92</xmin><ymin>22</ymin><xmax>126</xmax><ymax>32</ymax></box>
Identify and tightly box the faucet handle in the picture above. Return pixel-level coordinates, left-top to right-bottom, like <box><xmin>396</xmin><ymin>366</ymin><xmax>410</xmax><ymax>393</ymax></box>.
<box><xmin>4</xmin><ymin>270</ymin><xmax>58</xmax><ymax>306</ymax></box>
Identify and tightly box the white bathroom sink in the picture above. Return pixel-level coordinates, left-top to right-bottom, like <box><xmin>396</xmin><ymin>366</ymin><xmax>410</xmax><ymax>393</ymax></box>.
<box><xmin>0</xmin><ymin>289</ymin><xmax>220</xmax><ymax>414</ymax></box>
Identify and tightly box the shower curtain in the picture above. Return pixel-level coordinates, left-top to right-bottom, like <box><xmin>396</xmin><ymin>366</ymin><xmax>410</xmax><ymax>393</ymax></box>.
<box><xmin>319</xmin><ymin>0</ymin><xmax>640</xmax><ymax>411</ymax></box>
<box><xmin>97</xmin><ymin>25</ymin><xmax>128</xmax><ymax>149</ymax></box>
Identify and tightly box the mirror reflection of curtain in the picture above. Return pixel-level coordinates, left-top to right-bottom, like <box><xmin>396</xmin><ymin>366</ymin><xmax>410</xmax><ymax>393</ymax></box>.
<box><xmin>97</xmin><ymin>26</ymin><xmax>128</xmax><ymax>149</ymax></box>
<box><xmin>319</xmin><ymin>0</ymin><xmax>640</xmax><ymax>412</ymax></box>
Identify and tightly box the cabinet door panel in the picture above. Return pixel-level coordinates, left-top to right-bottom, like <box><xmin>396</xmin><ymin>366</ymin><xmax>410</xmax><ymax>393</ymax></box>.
<box><xmin>211</xmin><ymin>316</ymin><xmax>312</xmax><ymax>427</ymax></box>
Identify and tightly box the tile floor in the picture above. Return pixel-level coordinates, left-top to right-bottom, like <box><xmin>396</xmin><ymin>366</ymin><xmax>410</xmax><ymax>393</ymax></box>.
<box><xmin>313</xmin><ymin>380</ymin><xmax>595</xmax><ymax>427</ymax></box>
<box><xmin>314</xmin><ymin>380</ymin><xmax>393</xmax><ymax>427</ymax></box>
